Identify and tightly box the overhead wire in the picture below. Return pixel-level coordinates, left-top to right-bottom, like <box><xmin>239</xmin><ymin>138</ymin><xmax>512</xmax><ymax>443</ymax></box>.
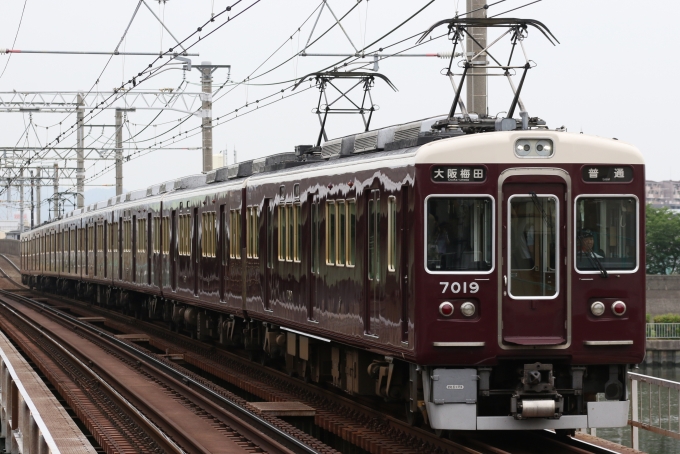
<box><xmin>0</xmin><ymin>0</ymin><xmax>28</xmax><ymax>81</ymax></box>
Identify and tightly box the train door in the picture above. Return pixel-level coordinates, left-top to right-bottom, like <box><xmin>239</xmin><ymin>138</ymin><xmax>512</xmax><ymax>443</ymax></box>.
<box><xmin>501</xmin><ymin>179</ymin><xmax>567</xmax><ymax>346</ymax></box>
<box><xmin>365</xmin><ymin>189</ymin><xmax>382</xmax><ymax>336</ymax></box>
<box><xmin>263</xmin><ymin>199</ymin><xmax>271</xmax><ymax>311</ymax></box>
<box><xmin>307</xmin><ymin>194</ymin><xmax>319</xmax><ymax>320</ymax></box>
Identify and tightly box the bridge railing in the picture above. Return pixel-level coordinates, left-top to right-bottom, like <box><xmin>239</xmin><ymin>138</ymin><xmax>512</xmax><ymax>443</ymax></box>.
<box><xmin>628</xmin><ymin>371</ymin><xmax>680</xmax><ymax>450</ymax></box>
<box><xmin>646</xmin><ymin>323</ymin><xmax>680</xmax><ymax>339</ymax></box>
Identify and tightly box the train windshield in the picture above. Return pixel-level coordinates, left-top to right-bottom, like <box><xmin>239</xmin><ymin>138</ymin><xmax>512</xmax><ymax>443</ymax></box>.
<box><xmin>576</xmin><ymin>197</ymin><xmax>637</xmax><ymax>272</ymax></box>
<box><xmin>426</xmin><ymin>197</ymin><xmax>492</xmax><ymax>272</ymax></box>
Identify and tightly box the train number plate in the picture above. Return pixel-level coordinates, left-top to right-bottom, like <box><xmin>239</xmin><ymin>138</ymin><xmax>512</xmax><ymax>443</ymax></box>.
<box><xmin>440</xmin><ymin>281</ymin><xmax>479</xmax><ymax>294</ymax></box>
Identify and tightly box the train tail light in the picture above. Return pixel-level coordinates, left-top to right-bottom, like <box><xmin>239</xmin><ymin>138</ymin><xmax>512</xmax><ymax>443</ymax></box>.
<box><xmin>460</xmin><ymin>302</ymin><xmax>476</xmax><ymax>317</ymax></box>
<box><xmin>611</xmin><ymin>301</ymin><xmax>627</xmax><ymax>316</ymax></box>
<box><xmin>439</xmin><ymin>302</ymin><xmax>454</xmax><ymax>317</ymax></box>
<box><xmin>590</xmin><ymin>301</ymin><xmax>605</xmax><ymax>317</ymax></box>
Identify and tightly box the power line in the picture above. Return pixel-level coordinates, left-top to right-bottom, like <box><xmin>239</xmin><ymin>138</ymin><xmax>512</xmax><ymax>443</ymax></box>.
<box><xmin>0</xmin><ymin>0</ymin><xmax>28</xmax><ymax>81</ymax></box>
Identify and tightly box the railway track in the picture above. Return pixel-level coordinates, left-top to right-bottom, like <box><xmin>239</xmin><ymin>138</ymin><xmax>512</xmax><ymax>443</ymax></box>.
<box><xmin>0</xmin><ymin>287</ymin><xmax>335</xmax><ymax>454</ymax></box>
<box><xmin>5</xmin><ymin>285</ymin><xmax>628</xmax><ymax>454</ymax></box>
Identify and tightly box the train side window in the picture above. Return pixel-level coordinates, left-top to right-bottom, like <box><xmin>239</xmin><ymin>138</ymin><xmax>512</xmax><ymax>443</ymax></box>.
<box><xmin>88</xmin><ymin>225</ymin><xmax>94</xmax><ymax>253</ymax></box>
<box><xmin>124</xmin><ymin>220</ymin><xmax>132</xmax><ymax>252</ymax></box>
<box><xmin>253</xmin><ymin>208</ymin><xmax>259</xmax><ymax>259</ymax></box>
<box><xmin>287</xmin><ymin>204</ymin><xmax>294</xmax><ymax>262</ymax></box>
<box><xmin>368</xmin><ymin>193</ymin><xmax>380</xmax><ymax>280</ymax></box>
<box><xmin>278</xmin><ymin>205</ymin><xmax>287</xmax><ymax>261</ymax></box>
<box><xmin>179</xmin><ymin>214</ymin><xmax>189</xmax><ymax>256</ymax></box>
<box><xmin>326</xmin><ymin>201</ymin><xmax>336</xmax><ymax>265</ymax></box>
<box><xmin>97</xmin><ymin>224</ymin><xmax>104</xmax><ymax>252</ymax></box>
<box><xmin>347</xmin><ymin>199</ymin><xmax>356</xmax><ymax>266</ymax></box>
<box><xmin>337</xmin><ymin>200</ymin><xmax>346</xmax><ymax>266</ymax></box>
<box><xmin>388</xmin><ymin>196</ymin><xmax>397</xmax><ymax>272</ymax></box>
<box><xmin>153</xmin><ymin>217</ymin><xmax>160</xmax><ymax>253</ymax></box>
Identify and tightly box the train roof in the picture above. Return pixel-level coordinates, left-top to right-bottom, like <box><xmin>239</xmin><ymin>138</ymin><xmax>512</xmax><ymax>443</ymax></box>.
<box><xmin>29</xmin><ymin>116</ymin><xmax>643</xmax><ymax>233</ymax></box>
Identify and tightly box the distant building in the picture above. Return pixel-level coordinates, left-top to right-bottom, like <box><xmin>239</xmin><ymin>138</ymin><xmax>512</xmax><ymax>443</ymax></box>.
<box><xmin>646</xmin><ymin>180</ymin><xmax>680</xmax><ymax>209</ymax></box>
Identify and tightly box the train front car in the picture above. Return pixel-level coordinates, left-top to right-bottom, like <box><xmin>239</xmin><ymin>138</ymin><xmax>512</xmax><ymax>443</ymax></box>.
<box><xmin>414</xmin><ymin>130</ymin><xmax>645</xmax><ymax>431</ymax></box>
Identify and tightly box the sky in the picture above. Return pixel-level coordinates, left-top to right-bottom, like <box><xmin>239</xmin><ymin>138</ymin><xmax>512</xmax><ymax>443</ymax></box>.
<box><xmin>0</xmin><ymin>0</ymin><xmax>676</xmax><ymax>224</ymax></box>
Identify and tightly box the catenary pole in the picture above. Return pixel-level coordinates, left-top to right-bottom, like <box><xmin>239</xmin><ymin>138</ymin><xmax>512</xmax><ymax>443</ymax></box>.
<box><xmin>466</xmin><ymin>0</ymin><xmax>487</xmax><ymax>117</ymax></box>
<box><xmin>77</xmin><ymin>93</ymin><xmax>85</xmax><ymax>208</ymax></box>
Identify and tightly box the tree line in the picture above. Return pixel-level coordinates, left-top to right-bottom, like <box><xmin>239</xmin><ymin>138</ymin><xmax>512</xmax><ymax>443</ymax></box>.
<box><xmin>647</xmin><ymin>205</ymin><xmax>680</xmax><ymax>274</ymax></box>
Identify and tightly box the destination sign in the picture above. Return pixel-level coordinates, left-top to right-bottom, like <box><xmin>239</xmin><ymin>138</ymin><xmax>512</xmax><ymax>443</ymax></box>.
<box><xmin>431</xmin><ymin>166</ymin><xmax>486</xmax><ymax>183</ymax></box>
<box><xmin>581</xmin><ymin>166</ymin><xmax>633</xmax><ymax>183</ymax></box>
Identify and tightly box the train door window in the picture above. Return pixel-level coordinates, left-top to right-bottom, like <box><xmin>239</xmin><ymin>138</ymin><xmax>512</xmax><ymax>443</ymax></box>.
<box><xmin>178</xmin><ymin>214</ymin><xmax>188</xmax><ymax>256</ymax></box>
<box><xmin>267</xmin><ymin>203</ymin><xmax>273</xmax><ymax>268</ymax></box>
<box><xmin>88</xmin><ymin>225</ymin><xmax>94</xmax><ymax>253</ymax></box>
<box><xmin>348</xmin><ymin>199</ymin><xmax>356</xmax><ymax>266</ymax></box>
<box><xmin>287</xmin><ymin>205</ymin><xmax>294</xmax><ymax>261</ymax></box>
<box><xmin>278</xmin><ymin>205</ymin><xmax>287</xmax><ymax>261</ymax></box>
<box><xmin>222</xmin><ymin>211</ymin><xmax>228</xmax><ymax>263</ymax></box>
<box><xmin>70</xmin><ymin>229</ymin><xmax>76</xmax><ymax>271</ymax></box>
<box><xmin>153</xmin><ymin>217</ymin><xmax>160</xmax><ymax>253</ymax></box>
<box><xmin>337</xmin><ymin>201</ymin><xmax>346</xmax><ymax>266</ymax></box>
<box><xmin>162</xmin><ymin>216</ymin><xmax>170</xmax><ymax>254</ymax></box>
<box><xmin>57</xmin><ymin>231</ymin><xmax>63</xmax><ymax>271</ymax></box>
<box><xmin>311</xmin><ymin>200</ymin><xmax>319</xmax><ymax>273</ymax></box>
<box><xmin>426</xmin><ymin>196</ymin><xmax>493</xmax><ymax>273</ymax></box>
<box><xmin>294</xmin><ymin>203</ymin><xmax>301</xmax><ymax>262</ymax></box>
<box><xmin>230</xmin><ymin>210</ymin><xmax>241</xmax><ymax>259</ymax></box>
<box><xmin>252</xmin><ymin>208</ymin><xmax>259</xmax><ymax>259</ymax></box>
<box><xmin>137</xmin><ymin>218</ymin><xmax>147</xmax><ymax>254</ymax></box>
<box><xmin>368</xmin><ymin>191</ymin><xmax>380</xmax><ymax>280</ymax></box>
<box><xmin>326</xmin><ymin>201</ymin><xmax>336</xmax><ymax>265</ymax></box>
<box><xmin>123</xmin><ymin>220</ymin><xmax>132</xmax><ymax>252</ymax></box>
<box><xmin>575</xmin><ymin>196</ymin><xmax>637</xmax><ymax>273</ymax></box>
<box><xmin>202</xmin><ymin>212</ymin><xmax>216</xmax><ymax>257</ymax></box>
<box><xmin>388</xmin><ymin>196</ymin><xmax>397</xmax><ymax>272</ymax></box>
<box><xmin>508</xmin><ymin>195</ymin><xmax>557</xmax><ymax>298</ymax></box>
<box><xmin>109</xmin><ymin>222</ymin><xmax>118</xmax><ymax>252</ymax></box>
<box><xmin>97</xmin><ymin>224</ymin><xmax>104</xmax><ymax>252</ymax></box>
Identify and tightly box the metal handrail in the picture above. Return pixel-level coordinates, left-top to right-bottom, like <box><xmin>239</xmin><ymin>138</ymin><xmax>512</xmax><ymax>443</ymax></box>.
<box><xmin>628</xmin><ymin>371</ymin><xmax>680</xmax><ymax>450</ymax></box>
<box><xmin>646</xmin><ymin>323</ymin><xmax>680</xmax><ymax>339</ymax></box>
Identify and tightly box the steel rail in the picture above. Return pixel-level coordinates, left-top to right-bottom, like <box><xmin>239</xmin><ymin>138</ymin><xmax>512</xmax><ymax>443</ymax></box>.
<box><xmin>0</xmin><ymin>288</ymin><xmax>323</xmax><ymax>454</ymax></box>
<box><xmin>0</xmin><ymin>291</ymin><xmax>184</xmax><ymax>453</ymax></box>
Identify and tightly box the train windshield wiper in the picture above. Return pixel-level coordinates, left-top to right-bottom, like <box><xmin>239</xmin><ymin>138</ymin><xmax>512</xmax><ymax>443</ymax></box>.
<box><xmin>576</xmin><ymin>232</ymin><xmax>608</xmax><ymax>278</ymax></box>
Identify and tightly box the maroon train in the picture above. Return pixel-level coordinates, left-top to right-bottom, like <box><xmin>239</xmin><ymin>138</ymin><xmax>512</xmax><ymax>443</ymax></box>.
<box><xmin>20</xmin><ymin>117</ymin><xmax>645</xmax><ymax>431</ymax></box>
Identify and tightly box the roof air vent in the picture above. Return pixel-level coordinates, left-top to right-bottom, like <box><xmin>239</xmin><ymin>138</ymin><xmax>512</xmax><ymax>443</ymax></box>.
<box><xmin>321</xmin><ymin>139</ymin><xmax>342</xmax><ymax>159</ymax></box>
<box><xmin>354</xmin><ymin>131</ymin><xmax>380</xmax><ymax>153</ymax></box>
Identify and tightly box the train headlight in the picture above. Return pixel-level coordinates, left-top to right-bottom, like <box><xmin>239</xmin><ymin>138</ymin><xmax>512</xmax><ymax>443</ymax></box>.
<box><xmin>535</xmin><ymin>139</ymin><xmax>553</xmax><ymax>156</ymax></box>
<box><xmin>590</xmin><ymin>301</ymin><xmax>605</xmax><ymax>317</ymax></box>
<box><xmin>611</xmin><ymin>301</ymin><xmax>627</xmax><ymax>316</ymax></box>
<box><xmin>460</xmin><ymin>302</ymin><xmax>476</xmax><ymax>317</ymax></box>
<box><xmin>439</xmin><ymin>302</ymin><xmax>454</xmax><ymax>317</ymax></box>
<box><xmin>515</xmin><ymin>139</ymin><xmax>532</xmax><ymax>156</ymax></box>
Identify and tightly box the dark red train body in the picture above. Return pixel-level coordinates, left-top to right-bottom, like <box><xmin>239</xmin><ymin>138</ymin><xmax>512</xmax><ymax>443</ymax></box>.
<box><xmin>20</xmin><ymin>124</ymin><xmax>645</xmax><ymax>431</ymax></box>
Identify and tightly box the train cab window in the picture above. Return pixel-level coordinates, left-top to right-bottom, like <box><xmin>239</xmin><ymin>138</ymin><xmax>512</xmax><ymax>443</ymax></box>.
<box><xmin>576</xmin><ymin>196</ymin><xmax>637</xmax><ymax>272</ymax></box>
<box><xmin>508</xmin><ymin>195</ymin><xmax>557</xmax><ymax>298</ymax></box>
<box><xmin>388</xmin><ymin>197</ymin><xmax>397</xmax><ymax>271</ymax></box>
<box><xmin>426</xmin><ymin>197</ymin><xmax>493</xmax><ymax>273</ymax></box>
<box><xmin>326</xmin><ymin>201</ymin><xmax>336</xmax><ymax>265</ymax></box>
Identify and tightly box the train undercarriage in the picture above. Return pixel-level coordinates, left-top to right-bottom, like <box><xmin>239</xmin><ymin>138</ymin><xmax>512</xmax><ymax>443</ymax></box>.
<box><xmin>26</xmin><ymin>274</ymin><xmax>631</xmax><ymax>431</ymax></box>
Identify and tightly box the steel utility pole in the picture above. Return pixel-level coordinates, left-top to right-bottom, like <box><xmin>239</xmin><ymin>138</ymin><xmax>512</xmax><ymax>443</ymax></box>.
<box><xmin>466</xmin><ymin>0</ymin><xmax>487</xmax><ymax>117</ymax></box>
<box><xmin>19</xmin><ymin>169</ymin><xmax>24</xmax><ymax>232</ymax></box>
<box><xmin>53</xmin><ymin>162</ymin><xmax>59</xmax><ymax>219</ymax></box>
<box><xmin>115</xmin><ymin>110</ymin><xmax>123</xmax><ymax>196</ymax></box>
<box><xmin>76</xmin><ymin>93</ymin><xmax>85</xmax><ymax>208</ymax></box>
<box><xmin>196</xmin><ymin>62</ymin><xmax>230</xmax><ymax>173</ymax></box>
<box><xmin>30</xmin><ymin>170</ymin><xmax>34</xmax><ymax>230</ymax></box>
<box><xmin>35</xmin><ymin>167</ymin><xmax>40</xmax><ymax>225</ymax></box>
<box><xmin>115</xmin><ymin>108</ymin><xmax>135</xmax><ymax>196</ymax></box>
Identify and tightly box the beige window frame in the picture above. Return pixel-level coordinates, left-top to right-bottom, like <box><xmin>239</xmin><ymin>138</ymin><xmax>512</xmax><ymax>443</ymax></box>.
<box><xmin>97</xmin><ymin>224</ymin><xmax>104</xmax><ymax>252</ymax></box>
<box><xmin>347</xmin><ymin>199</ymin><xmax>356</xmax><ymax>267</ymax></box>
<box><xmin>178</xmin><ymin>214</ymin><xmax>190</xmax><ymax>256</ymax></box>
<box><xmin>246</xmin><ymin>207</ymin><xmax>259</xmax><ymax>259</ymax></box>
<box><xmin>293</xmin><ymin>203</ymin><xmax>301</xmax><ymax>262</ymax></box>
<box><xmin>153</xmin><ymin>217</ymin><xmax>160</xmax><ymax>253</ymax></box>
<box><xmin>87</xmin><ymin>225</ymin><xmax>94</xmax><ymax>253</ymax></box>
<box><xmin>137</xmin><ymin>218</ymin><xmax>147</xmax><ymax>254</ymax></box>
<box><xmin>123</xmin><ymin>220</ymin><xmax>132</xmax><ymax>252</ymax></box>
<box><xmin>336</xmin><ymin>201</ymin><xmax>346</xmax><ymax>266</ymax></box>
<box><xmin>109</xmin><ymin>222</ymin><xmax>118</xmax><ymax>252</ymax></box>
<box><xmin>278</xmin><ymin>205</ymin><xmax>287</xmax><ymax>261</ymax></box>
<box><xmin>202</xmin><ymin>212</ymin><xmax>216</xmax><ymax>257</ymax></box>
